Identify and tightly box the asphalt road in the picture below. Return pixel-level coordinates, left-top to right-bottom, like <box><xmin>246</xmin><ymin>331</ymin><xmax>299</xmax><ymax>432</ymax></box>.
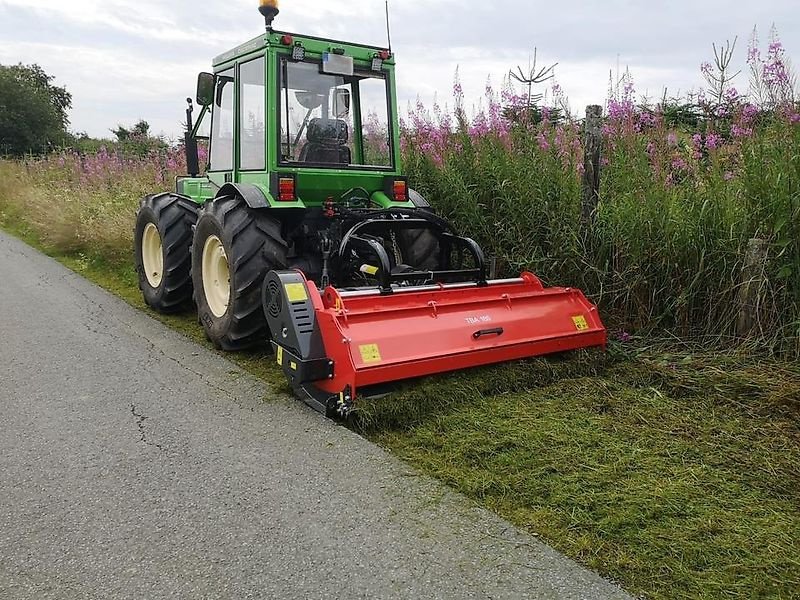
<box><xmin>0</xmin><ymin>231</ymin><xmax>632</xmax><ymax>600</ymax></box>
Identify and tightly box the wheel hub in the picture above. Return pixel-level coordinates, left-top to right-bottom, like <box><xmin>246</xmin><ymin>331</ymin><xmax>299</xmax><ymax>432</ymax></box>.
<box><xmin>202</xmin><ymin>235</ymin><xmax>231</xmax><ymax>318</ymax></box>
<box><xmin>141</xmin><ymin>223</ymin><xmax>164</xmax><ymax>288</ymax></box>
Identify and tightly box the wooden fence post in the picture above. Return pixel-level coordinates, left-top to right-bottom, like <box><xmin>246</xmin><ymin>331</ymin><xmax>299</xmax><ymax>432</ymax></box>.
<box><xmin>488</xmin><ymin>256</ymin><xmax>498</xmax><ymax>280</ymax></box>
<box><xmin>582</xmin><ymin>105</ymin><xmax>603</xmax><ymax>230</ymax></box>
<box><xmin>737</xmin><ymin>238</ymin><xmax>769</xmax><ymax>337</ymax></box>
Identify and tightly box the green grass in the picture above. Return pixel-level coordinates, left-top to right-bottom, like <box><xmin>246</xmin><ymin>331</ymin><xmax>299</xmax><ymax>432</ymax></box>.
<box><xmin>362</xmin><ymin>352</ymin><xmax>800</xmax><ymax>599</ymax></box>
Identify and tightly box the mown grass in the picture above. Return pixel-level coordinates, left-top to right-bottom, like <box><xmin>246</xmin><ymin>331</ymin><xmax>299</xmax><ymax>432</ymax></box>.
<box><xmin>2</xmin><ymin>155</ymin><xmax>800</xmax><ymax>598</ymax></box>
<box><xmin>360</xmin><ymin>351</ymin><xmax>800</xmax><ymax>599</ymax></box>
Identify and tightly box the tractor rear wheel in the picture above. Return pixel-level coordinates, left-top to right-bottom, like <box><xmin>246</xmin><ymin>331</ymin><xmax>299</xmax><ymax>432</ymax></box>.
<box><xmin>134</xmin><ymin>194</ymin><xmax>198</xmax><ymax>313</ymax></box>
<box><xmin>192</xmin><ymin>196</ymin><xmax>287</xmax><ymax>351</ymax></box>
<box><xmin>397</xmin><ymin>228</ymin><xmax>441</xmax><ymax>270</ymax></box>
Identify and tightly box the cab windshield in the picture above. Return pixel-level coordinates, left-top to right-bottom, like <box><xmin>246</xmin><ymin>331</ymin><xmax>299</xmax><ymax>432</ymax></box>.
<box><xmin>279</xmin><ymin>59</ymin><xmax>393</xmax><ymax>169</ymax></box>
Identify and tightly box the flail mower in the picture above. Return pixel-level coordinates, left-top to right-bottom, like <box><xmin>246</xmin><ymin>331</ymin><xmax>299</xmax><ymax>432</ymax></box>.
<box><xmin>134</xmin><ymin>0</ymin><xmax>606</xmax><ymax>417</ymax></box>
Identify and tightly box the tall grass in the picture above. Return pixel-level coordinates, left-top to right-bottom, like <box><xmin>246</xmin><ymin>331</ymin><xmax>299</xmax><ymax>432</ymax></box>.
<box><xmin>403</xmin><ymin>78</ymin><xmax>800</xmax><ymax>355</ymax></box>
<box><xmin>0</xmin><ymin>145</ymin><xmax>189</xmax><ymax>263</ymax></box>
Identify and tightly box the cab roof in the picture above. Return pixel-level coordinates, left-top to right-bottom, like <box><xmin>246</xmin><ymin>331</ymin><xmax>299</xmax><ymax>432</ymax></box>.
<box><xmin>212</xmin><ymin>30</ymin><xmax>395</xmax><ymax>69</ymax></box>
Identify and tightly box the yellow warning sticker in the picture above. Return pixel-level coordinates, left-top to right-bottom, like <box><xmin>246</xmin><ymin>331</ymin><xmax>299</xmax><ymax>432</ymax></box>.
<box><xmin>360</xmin><ymin>264</ymin><xmax>379</xmax><ymax>276</ymax></box>
<box><xmin>359</xmin><ymin>344</ymin><xmax>383</xmax><ymax>364</ymax></box>
<box><xmin>290</xmin><ymin>361</ymin><xmax>298</xmax><ymax>371</ymax></box>
<box><xmin>285</xmin><ymin>283</ymin><xmax>308</xmax><ymax>303</ymax></box>
<box><xmin>572</xmin><ymin>316</ymin><xmax>590</xmax><ymax>331</ymax></box>
<box><xmin>276</xmin><ymin>345</ymin><xmax>284</xmax><ymax>366</ymax></box>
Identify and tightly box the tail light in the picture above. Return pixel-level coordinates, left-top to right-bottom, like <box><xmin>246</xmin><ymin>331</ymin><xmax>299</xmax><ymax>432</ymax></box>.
<box><xmin>385</xmin><ymin>177</ymin><xmax>408</xmax><ymax>202</ymax></box>
<box><xmin>272</xmin><ymin>173</ymin><xmax>297</xmax><ymax>202</ymax></box>
<box><xmin>279</xmin><ymin>177</ymin><xmax>295</xmax><ymax>202</ymax></box>
<box><xmin>393</xmin><ymin>181</ymin><xmax>408</xmax><ymax>201</ymax></box>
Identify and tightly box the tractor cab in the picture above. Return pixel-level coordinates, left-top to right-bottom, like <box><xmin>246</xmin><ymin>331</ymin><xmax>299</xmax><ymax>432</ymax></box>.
<box><xmin>181</xmin><ymin>30</ymin><xmax>407</xmax><ymax>209</ymax></box>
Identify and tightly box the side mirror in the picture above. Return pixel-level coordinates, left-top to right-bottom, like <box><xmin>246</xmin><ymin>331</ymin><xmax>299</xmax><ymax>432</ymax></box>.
<box><xmin>196</xmin><ymin>72</ymin><xmax>215</xmax><ymax>107</ymax></box>
<box><xmin>333</xmin><ymin>88</ymin><xmax>351</xmax><ymax>119</ymax></box>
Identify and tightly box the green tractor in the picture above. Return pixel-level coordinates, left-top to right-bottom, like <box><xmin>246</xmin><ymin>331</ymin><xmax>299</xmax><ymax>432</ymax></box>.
<box><xmin>134</xmin><ymin>1</ymin><xmax>606</xmax><ymax>416</ymax></box>
<box><xmin>135</xmin><ymin>2</ymin><xmax>470</xmax><ymax>350</ymax></box>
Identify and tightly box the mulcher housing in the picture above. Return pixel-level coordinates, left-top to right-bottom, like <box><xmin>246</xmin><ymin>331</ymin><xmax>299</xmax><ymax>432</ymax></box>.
<box><xmin>135</xmin><ymin>6</ymin><xmax>607</xmax><ymax>418</ymax></box>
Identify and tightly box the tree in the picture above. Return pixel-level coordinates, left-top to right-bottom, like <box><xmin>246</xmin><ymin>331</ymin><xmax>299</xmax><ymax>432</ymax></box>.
<box><xmin>111</xmin><ymin>119</ymin><xmax>151</xmax><ymax>142</ymax></box>
<box><xmin>110</xmin><ymin>119</ymin><xmax>166</xmax><ymax>156</ymax></box>
<box><xmin>0</xmin><ymin>63</ymin><xmax>72</xmax><ymax>156</ymax></box>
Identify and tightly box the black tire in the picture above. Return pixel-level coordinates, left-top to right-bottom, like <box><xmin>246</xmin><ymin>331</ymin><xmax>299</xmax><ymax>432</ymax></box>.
<box><xmin>397</xmin><ymin>208</ymin><xmax>442</xmax><ymax>270</ymax></box>
<box><xmin>134</xmin><ymin>193</ymin><xmax>198</xmax><ymax>313</ymax></box>
<box><xmin>192</xmin><ymin>196</ymin><xmax>288</xmax><ymax>351</ymax></box>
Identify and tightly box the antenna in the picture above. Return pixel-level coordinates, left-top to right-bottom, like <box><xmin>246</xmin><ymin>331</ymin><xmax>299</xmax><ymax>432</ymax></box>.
<box><xmin>385</xmin><ymin>0</ymin><xmax>393</xmax><ymax>53</ymax></box>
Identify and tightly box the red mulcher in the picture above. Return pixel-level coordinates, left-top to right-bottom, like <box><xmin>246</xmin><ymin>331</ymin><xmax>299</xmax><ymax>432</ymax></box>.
<box><xmin>264</xmin><ymin>266</ymin><xmax>606</xmax><ymax>417</ymax></box>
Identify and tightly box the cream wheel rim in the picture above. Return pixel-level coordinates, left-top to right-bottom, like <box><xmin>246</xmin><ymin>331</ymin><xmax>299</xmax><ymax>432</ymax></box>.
<box><xmin>202</xmin><ymin>235</ymin><xmax>231</xmax><ymax>318</ymax></box>
<box><xmin>142</xmin><ymin>223</ymin><xmax>164</xmax><ymax>288</ymax></box>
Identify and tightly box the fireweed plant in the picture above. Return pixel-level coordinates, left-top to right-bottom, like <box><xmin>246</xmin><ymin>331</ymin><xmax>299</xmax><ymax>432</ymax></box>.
<box><xmin>403</xmin><ymin>37</ymin><xmax>799</xmax><ymax>356</ymax></box>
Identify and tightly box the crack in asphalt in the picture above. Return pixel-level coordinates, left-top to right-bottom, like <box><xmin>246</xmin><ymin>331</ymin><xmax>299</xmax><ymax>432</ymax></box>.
<box><xmin>130</xmin><ymin>403</ymin><xmax>165</xmax><ymax>452</ymax></box>
<box><xmin>56</xmin><ymin>267</ymin><xmax>239</xmax><ymax>402</ymax></box>
<box><xmin>114</xmin><ymin>315</ymin><xmax>242</xmax><ymax>403</ymax></box>
<box><xmin>58</xmin><ymin>271</ymin><xmax>119</xmax><ymax>341</ymax></box>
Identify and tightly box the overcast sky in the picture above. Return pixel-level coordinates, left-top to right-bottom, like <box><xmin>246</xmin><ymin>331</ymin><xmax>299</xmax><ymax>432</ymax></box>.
<box><xmin>0</xmin><ymin>0</ymin><xmax>797</xmax><ymax>140</ymax></box>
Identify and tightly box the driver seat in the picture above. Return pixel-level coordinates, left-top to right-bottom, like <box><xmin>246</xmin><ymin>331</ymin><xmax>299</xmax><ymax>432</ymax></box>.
<box><xmin>300</xmin><ymin>119</ymin><xmax>351</xmax><ymax>165</ymax></box>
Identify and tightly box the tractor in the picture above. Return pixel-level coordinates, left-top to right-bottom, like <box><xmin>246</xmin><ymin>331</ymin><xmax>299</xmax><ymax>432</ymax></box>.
<box><xmin>134</xmin><ymin>0</ymin><xmax>606</xmax><ymax>417</ymax></box>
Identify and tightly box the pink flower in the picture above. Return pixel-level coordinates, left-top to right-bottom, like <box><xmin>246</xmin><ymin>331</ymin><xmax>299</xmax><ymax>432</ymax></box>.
<box><xmin>536</xmin><ymin>132</ymin><xmax>550</xmax><ymax>151</ymax></box>
<box><xmin>723</xmin><ymin>87</ymin><xmax>740</xmax><ymax>103</ymax></box>
<box><xmin>741</xmin><ymin>104</ymin><xmax>759</xmax><ymax>122</ymax></box>
<box><xmin>731</xmin><ymin>124</ymin><xmax>753</xmax><ymax>138</ymax></box>
<box><xmin>671</xmin><ymin>157</ymin><xmax>688</xmax><ymax>171</ymax></box>
<box><xmin>705</xmin><ymin>133</ymin><xmax>722</xmax><ymax>150</ymax></box>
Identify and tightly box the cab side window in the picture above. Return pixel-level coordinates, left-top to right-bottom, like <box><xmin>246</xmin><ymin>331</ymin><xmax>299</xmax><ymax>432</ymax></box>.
<box><xmin>209</xmin><ymin>68</ymin><xmax>234</xmax><ymax>172</ymax></box>
<box><xmin>239</xmin><ymin>57</ymin><xmax>266</xmax><ymax>171</ymax></box>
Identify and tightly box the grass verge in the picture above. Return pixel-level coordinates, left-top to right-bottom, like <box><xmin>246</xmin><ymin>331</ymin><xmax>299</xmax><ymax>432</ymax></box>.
<box><xmin>2</xmin><ymin>214</ymin><xmax>798</xmax><ymax>599</ymax></box>
<box><xmin>360</xmin><ymin>351</ymin><xmax>800</xmax><ymax>599</ymax></box>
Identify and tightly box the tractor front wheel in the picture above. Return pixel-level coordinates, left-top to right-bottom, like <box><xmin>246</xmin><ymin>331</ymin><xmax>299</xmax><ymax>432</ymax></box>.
<box><xmin>134</xmin><ymin>194</ymin><xmax>198</xmax><ymax>313</ymax></box>
<box><xmin>192</xmin><ymin>196</ymin><xmax>287</xmax><ymax>351</ymax></box>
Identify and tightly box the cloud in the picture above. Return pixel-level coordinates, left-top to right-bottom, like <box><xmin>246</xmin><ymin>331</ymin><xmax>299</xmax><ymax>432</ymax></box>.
<box><xmin>0</xmin><ymin>0</ymin><xmax>797</xmax><ymax>138</ymax></box>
